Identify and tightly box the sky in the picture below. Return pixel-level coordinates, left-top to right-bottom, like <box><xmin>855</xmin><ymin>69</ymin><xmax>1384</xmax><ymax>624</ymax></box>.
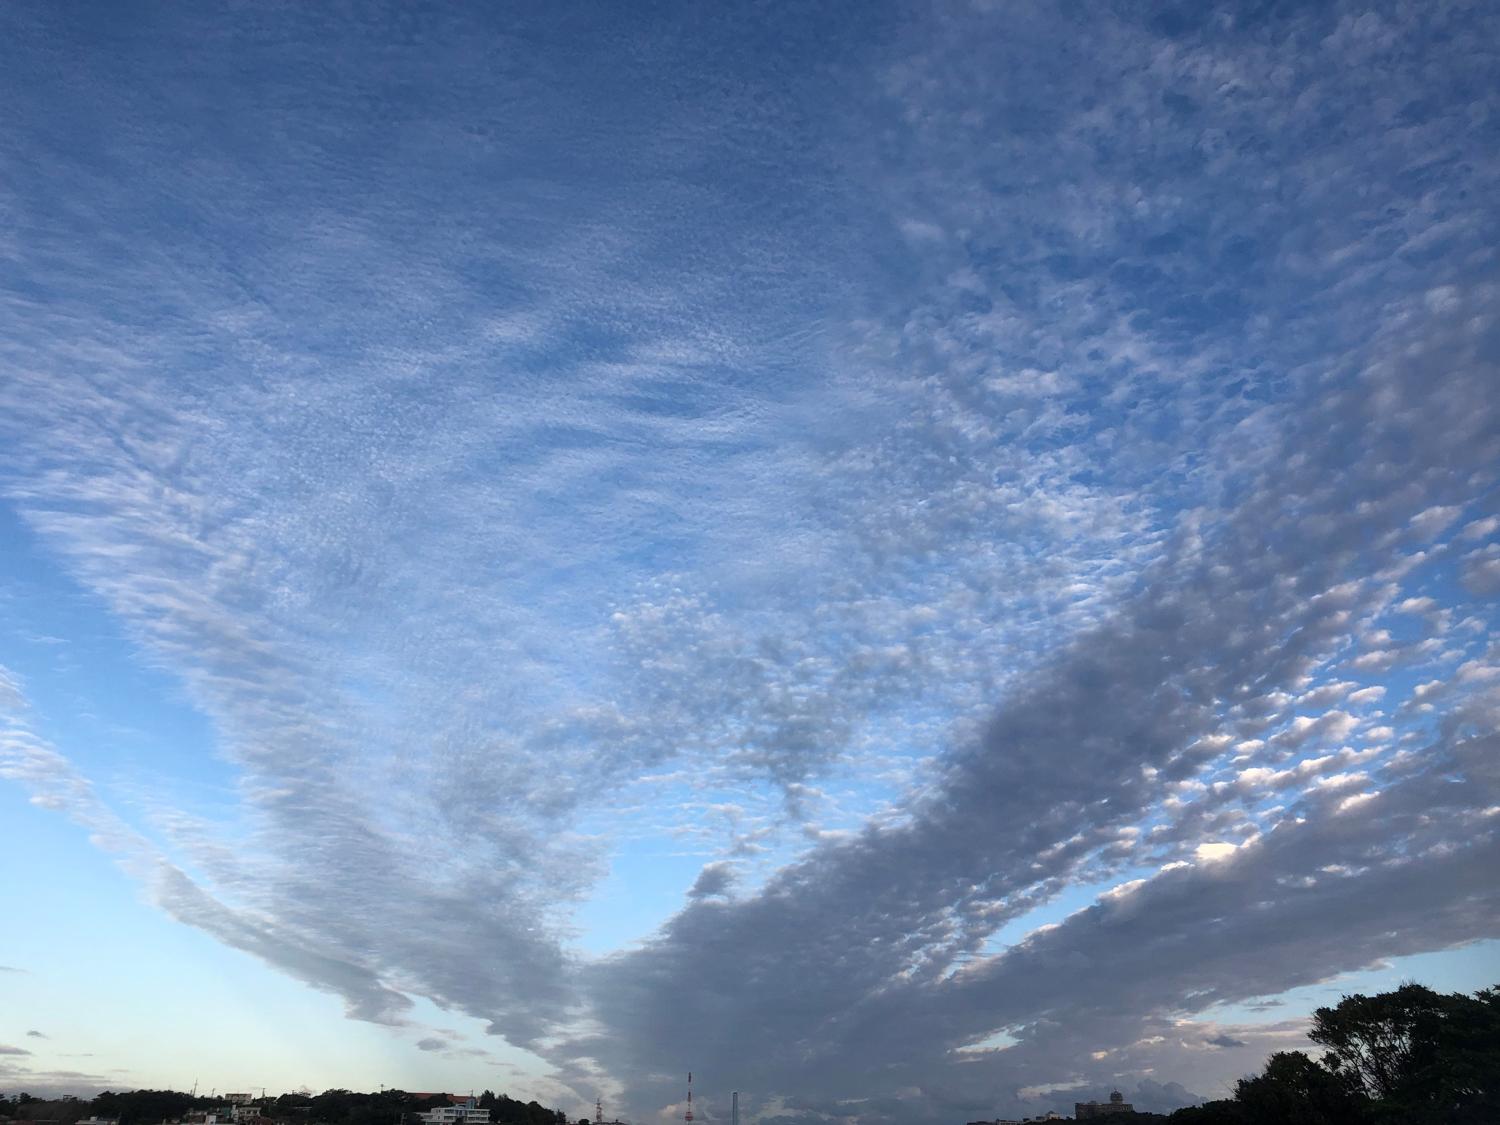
<box><xmin>0</xmin><ymin>0</ymin><xmax>1497</xmax><ymax>1120</ymax></box>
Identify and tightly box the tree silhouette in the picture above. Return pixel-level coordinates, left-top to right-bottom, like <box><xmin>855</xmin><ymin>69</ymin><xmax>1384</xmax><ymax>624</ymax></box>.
<box><xmin>1310</xmin><ymin>981</ymin><xmax>1500</xmax><ymax>1122</ymax></box>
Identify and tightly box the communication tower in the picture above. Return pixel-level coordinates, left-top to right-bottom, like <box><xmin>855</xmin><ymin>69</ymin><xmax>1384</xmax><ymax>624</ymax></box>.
<box><xmin>684</xmin><ymin>1074</ymin><xmax>694</xmax><ymax>1124</ymax></box>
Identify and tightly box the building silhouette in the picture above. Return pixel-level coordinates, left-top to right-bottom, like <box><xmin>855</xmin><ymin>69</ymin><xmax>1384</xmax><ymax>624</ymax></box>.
<box><xmin>1074</xmin><ymin>1091</ymin><xmax>1132</xmax><ymax>1118</ymax></box>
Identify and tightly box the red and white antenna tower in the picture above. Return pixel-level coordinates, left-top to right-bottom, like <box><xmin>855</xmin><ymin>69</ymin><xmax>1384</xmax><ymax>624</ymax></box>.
<box><xmin>595</xmin><ymin>1099</ymin><xmax>603</xmax><ymax>1125</ymax></box>
<box><xmin>684</xmin><ymin>1074</ymin><xmax>694</xmax><ymax>1124</ymax></box>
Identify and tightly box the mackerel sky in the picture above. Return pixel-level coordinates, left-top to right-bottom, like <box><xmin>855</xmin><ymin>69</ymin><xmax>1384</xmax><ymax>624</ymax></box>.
<box><xmin>1</xmin><ymin>0</ymin><xmax>1497</xmax><ymax>1120</ymax></box>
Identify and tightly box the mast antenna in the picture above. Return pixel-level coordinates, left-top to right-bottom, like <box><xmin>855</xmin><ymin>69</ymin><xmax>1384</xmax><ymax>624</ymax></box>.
<box><xmin>684</xmin><ymin>1074</ymin><xmax>693</xmax><ymax>1124</ymax></box>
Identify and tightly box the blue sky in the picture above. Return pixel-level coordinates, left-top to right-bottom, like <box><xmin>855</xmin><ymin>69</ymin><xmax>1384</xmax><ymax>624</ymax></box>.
<box><xmin>1</xmin><ymin>0</ymin><xmax>1498</xmax><ymax>1120</ymax></box>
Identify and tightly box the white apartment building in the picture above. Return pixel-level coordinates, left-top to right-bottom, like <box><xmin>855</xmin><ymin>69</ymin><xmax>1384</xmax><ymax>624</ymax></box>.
<box><xmin>418</xmin><ymin>1099</ymin><xmax>491</xmax><ymax>1125</ymax></box>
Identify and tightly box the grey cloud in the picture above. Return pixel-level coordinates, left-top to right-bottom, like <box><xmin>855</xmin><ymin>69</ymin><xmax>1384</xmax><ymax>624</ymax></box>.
<box><xmin>687</xmin><ymin>862</ymin><xmax>736</xmax><ymax>900</ymax></box>
<box><xmin>1270</xmin><ymin>710</ymin><xmax>1360</xmax><ymax>752</ymax></box>
<box><xmin>945</xmin><ymin>735</ymin><xmax>1498</xmax><ymax>1034</ymax></box>
<box><xmin>1407</xmin><ymin>505</ymin><xmax>1463</xmax><ymax>541</ymax></box>
<box><xmin>153</xmin><ymin>866</ymin><xmax>416</xmax><ymax>1027</ymax></box>
<box><xmin>416</xmin><ymin>1038</ymin><xmax>447</xmax><ymax>1052</ymax></box>
<box><xmin>1460</xmin><ymin>517</ymin><xmax>1499</xmax><ymax>541</ymax></box>
<box><xmin>1296</xmin><ymin>681</ymin><xmax>1357</xmax><ymax>708</ymax></box>
<box><xmin>26</xmin><ymin>1030</ymin><xmax>46</xmax><ymax>1039</ymax></box>
<box><xmin>560</xmin><ymin>257</ymin><xmax>1500</xmax><ymax>1117</ymax></box>
<box><xmin>0</xmin><ymin>1057</ymin><xmax>117</xmax><ymax>1100</ymax></box>
<box><xmin>1205</xmin><ymin>1035</ymin><xmax>1246</xmax><ymax>1049</ymax></box>
<box><xmin>1</xmin><ymin>690</ymin><xmax>422</xmax><ymax>1031</ymax></box>
<box><xmin>0</xmin><ymin>1046</ymin><xmax>31</xmax><ymax>1056</ymax></box>
<box><xmin>1460</xmin><ymin>546</ymin><xmax>1500</xmax><ymax>596</ymax></box>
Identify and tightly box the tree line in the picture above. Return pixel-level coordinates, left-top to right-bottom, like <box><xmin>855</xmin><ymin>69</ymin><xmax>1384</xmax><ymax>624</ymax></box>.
<box><xmin>1088</xmin><ymin>982</ymin><xmax>1498</xmax><ymax>1124</ymax></box>
<box><xmin>0</xmin><ymin>1088</ymin><xmax>568</xmax><ymax>1125</ymax></box>
<box><xmin>3</xmin><ymin>982</ymin><xmax>1495</xmax><ymax>1125</ymax></box>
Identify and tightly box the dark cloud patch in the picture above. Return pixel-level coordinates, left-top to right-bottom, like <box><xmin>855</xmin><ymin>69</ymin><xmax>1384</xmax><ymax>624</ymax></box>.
<box><xmin>941</xmin><ymin>735</ymin><xmax>1499</xmax><ymax>1056</ymax></box>
<box><xmin>0</xmin><ymin>1046</ymin><xmax>32</xmax><ymax>1056</ymax></box>
<box><xmin>415</xmin><ymin>1038</ymin><xmax>447</xmax><ymax>1052</ymax></box>
<box><xmin>1205</xmin><ymin>1034</ymin><xmax>1247</xmax><ymax>1049</ymax></box>
<box><xmin>26</xmin><ymin>1030</ymin><xmax>46</xmax><ymax>1039</ymax></box>
<box><xmin>687</xmin><ymin>862</ymin><xmax>736</xmax><ymax>900</ymax></box>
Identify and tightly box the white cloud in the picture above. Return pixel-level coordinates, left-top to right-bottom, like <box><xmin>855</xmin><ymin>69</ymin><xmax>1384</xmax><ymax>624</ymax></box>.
<box><xmin>1459</xmin><ymin>516</ymin><xmax>1498</xmax><ymax>541</ymax></box>
<box><xmin>1193</xmin><ymin>842</ymin><xmax>1240</xmax><ymax>863</ymax></box>
<box><xmin>1407</xmin><ymin>505</ymin><xmax>1462</xmax><ymax>541</ymax></box>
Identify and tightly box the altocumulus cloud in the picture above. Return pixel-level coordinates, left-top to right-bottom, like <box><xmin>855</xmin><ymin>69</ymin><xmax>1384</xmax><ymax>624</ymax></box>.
<box><xmin>0</xmin><ymin>0</ymin><xmax>1497</xmax><ymax>1122</ymax></box>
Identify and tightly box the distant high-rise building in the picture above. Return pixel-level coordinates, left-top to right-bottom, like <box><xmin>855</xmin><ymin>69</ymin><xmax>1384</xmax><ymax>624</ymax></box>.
<box><xmin>1075</xmin><ymin>1091</ymin><xmax>1132</xmax><ymax>1118</ymax></box>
